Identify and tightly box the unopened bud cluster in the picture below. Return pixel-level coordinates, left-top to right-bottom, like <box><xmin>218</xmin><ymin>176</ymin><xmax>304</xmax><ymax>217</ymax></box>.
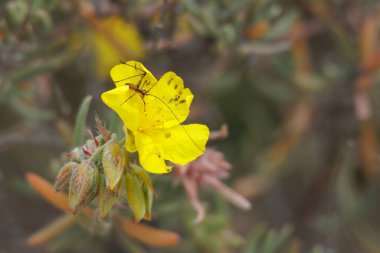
<box><xmin>54</xmin><ymin>123</ymin><xmax>154</xmax><ymax>221</ymax></box>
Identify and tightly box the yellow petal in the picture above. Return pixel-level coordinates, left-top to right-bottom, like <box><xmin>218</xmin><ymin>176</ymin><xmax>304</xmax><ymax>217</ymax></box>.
<box><xmin>125</xmin><ymin>128</ymin><xmax>137</xmax><ymax>152</ymax></box>
<box><xmin>101</xmin><ymin>86</ymin><xmax>143</xmax><ymax>131</ymax></box>
<box><xmin>143</xmin><ymin>71</ymin><xmax>194</xmax><ymax>129</ymax></box>
<box><xmin>111</xmin><ymin>61</ymin><xmax>157</xmax><ymax>90</ymax></box>
<box><xmin>149</xmin><ymin>124</ymin><xmax>210</xmax><ymax>165</ymax></box>
<box><xmin>134</xmin><ymin>132</ymin><xmax>172</xmax><ymax>174</ymax></box>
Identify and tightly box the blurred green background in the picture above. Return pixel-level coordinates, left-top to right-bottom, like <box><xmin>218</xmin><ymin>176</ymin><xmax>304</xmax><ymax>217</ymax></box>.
<box><xmin>2</xmin><ymin>0</ymin><xmax>380</xmax><ymax>252</ymax></box>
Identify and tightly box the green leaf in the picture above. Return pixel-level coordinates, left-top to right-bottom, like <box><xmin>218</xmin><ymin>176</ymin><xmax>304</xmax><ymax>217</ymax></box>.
<box><xmin>125</xmin><ymin>173</ymin><xmax>146</xmax><ymax>222</ymax></box>
<box><xmin>10</xmin><ymin>98</ymin><xmax>54</xmax><ymax>121</ymax></box>
<box><xmin>220</xmin><ymin>0</ymin><xmax>252</xmax><ymax>20</ymax></box>
<box><xmin>243</xmin><ymin>224</ymin><xmax>267</xmax><ymax>253</ymax></box>
<box><xmin>182</xmin><ymin>0</ymin><xmax>201</xmax><ymax>17</ymax></box>
<box><xmin>7</xmin><ymin>53</ymin><xmax>71</xmax><ymax>88</ymax></box>
<box><xmin>261</xmin><ymin>225</ymin><xmax>293</xmax><ymax>253</ymax></box>
<box><xmin>73</xmin><ymin>95</ymin><xmax>92</xmax><ymax>147</ymax></box>
<box><xmin>271</xmin><ymin>225</ymin><xmax>293</xmax><ymax>251</ymax></box>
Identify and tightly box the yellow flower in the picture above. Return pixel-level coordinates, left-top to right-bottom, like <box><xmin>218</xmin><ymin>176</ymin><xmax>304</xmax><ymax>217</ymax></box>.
<box><xmin>91</xmin><ymin>17</ymin><xmax>145</xmax><ymax>79</ymax></box>
<box><xmin>101</xmin><ymin>61</ymin><xmax>209</xmax><ymax>173</ymax></box>
<box><xmin>70</xmin><ymin>16</ymin><xmax>145</xmax><ymax>79</ymax></box>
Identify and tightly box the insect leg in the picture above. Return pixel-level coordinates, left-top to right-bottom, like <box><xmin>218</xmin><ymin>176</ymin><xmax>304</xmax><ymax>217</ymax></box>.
<box><xmin>121</xmin><ymin>93</ymin><xmax>137</xmax><ymax>106</ymax></box>
<box><xmin>113</xmin><ymin>74</ymin><xmax>145</xmax><ymax>85</ymax></box>
<box><xmin>142</xmin><ymin>95</ymin><xmax>146</xmax><ymax>112</ymax></box>
<box><xmin>140</xmin><ymin>79</ymin><xmax>150</xmax><ymax>90</ymax></box>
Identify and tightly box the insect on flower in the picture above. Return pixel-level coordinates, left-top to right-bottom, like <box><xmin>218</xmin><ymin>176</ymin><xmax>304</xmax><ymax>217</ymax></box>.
<box><xmin>101</xmin><ymin>61</ymin><xmax>210</xmax><ymax>174</ymax></box>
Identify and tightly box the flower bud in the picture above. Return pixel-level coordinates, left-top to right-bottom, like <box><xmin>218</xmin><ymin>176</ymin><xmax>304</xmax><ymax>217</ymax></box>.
<box><xmin>125</xmin><ymin>173</ymin><xmax>146</xmax><ymax>222</ymax></box>
<box><xmin>102</xmin><ymin>137</ymin><xmax>123</xmax><ymax>191</ymax></box>
<box><xmin>54</xmin><ymin>162</ymin><xmax>78</xmax><ymax>191</ymax></box>
<box><xmin>69</xmin><ymin>160</ymin><xmax>99</xmax><ymax>214</ymax></box>
<box><xmin>67</xmin><ymin>147</ymin><xmax>82</xmax><ymax>161</ymax></box>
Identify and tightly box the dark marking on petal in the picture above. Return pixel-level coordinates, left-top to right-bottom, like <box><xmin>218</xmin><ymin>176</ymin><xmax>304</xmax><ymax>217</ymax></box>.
<box><xmin>179</xmin><ymin>99</ymin><xmax>186</xmax><ymax>103</ymax></box>
<box><xmin>165</xmin><ymin>132</ymin><xmax>171</xmax><ymax>138</ymax></box>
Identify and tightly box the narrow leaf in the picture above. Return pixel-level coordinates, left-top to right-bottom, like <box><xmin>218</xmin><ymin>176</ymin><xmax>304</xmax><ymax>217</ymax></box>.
<box><xmin>268</xmin><ymin>225</ymin><xmax>293</xmax><ymax>253</ymax></box>
<box><xmin>26</xmin><ymin>214</ymin><xmax>77</xmax><ymax>246</ymax></box>
<box><xmin>73</xmin><ymin>95</ymin><xmax>92</xmax><ymax>146</ymax></box>
<box><xmin>117</xmin><ymin>216</ymin><xmax>180</xmax><ymax>247</ymax></box>
<box><xmin>243</xmin><ymin>224</ymin><xmax>267</xmax><ymax>253</ymax></box>
<box><xmin>261</xmin><ymin>225</ymin><xmax>293</xmax><ymax>253</ymax></box>
<box><xmin>26</xmin><ymin>172</ymin><xmax>70</xmax><ymax>212</ymax></box>
<box><xmin>26</xmin><ymin>172</ymin><xmax>95</xmax><ymax>217</ymax></box>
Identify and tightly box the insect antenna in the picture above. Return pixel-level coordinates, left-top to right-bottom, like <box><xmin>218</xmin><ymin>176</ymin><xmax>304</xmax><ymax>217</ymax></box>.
<box><xmin>146</xmin><ymin>93</ymin><xmax>206</xmax><ymax>153</ymax></box>
<box><xmin>113</xmin><ymin>74</ymin><xmax>145</xmax><ymax>85</ymax></box>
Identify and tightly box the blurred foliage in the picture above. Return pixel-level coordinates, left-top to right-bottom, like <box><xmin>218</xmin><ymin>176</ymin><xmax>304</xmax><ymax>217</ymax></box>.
<box><xmin>2</xmin><ymin>0</ymin><xmax>380</xmax><ymax>253</ymax></box>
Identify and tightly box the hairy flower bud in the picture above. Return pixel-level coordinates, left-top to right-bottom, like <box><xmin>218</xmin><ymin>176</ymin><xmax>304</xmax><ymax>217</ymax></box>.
<box><xmin>54</xmin><ymin>162</ymin><xmax>78</xmax><ymax>191</ymax></box>
<box><xmin>69</xmin><ymin>160</ymin><xmax>99</xmax><ymax>214</ymax></box>
<box><xmin>102</xmin><ymin>135</ymin><xmax>124</xmax><ymax>191</ymax></box>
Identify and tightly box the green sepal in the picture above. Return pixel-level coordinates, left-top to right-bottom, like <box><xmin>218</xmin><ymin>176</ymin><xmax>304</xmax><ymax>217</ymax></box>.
<box><xmin>125</xmin><ymin>173</ymin><xmax>146</xmax><ymax>222</ymax></box>
<box><xmin>98</xmin><ymin>174</ymin><xmax>119</xmax><ymax>219</ymax></box>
